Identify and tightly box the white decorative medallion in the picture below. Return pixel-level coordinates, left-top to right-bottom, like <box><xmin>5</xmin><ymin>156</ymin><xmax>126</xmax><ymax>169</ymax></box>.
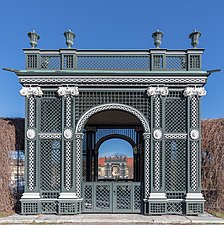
<box><xmin>64</xmin><ymin>129</ymin><xmax>73</xmax><ymax>139</ymax></box>
<box><xmin>190</xmin><ymin>129</ymin><xmax>199</xmax><ymax>140</ymax></box>
<box><xmin>20</xmin><ymin>87</ymin><xmax>43</xmax><ymax>97</ymax></box>
<box><xmin>153</xmin><ymin>129</ymin><xmax>163</xmax><ymax>140</ymax></box>
<box><xmin>27</xmin><ymin>129</ymin><xmax>36</xmax><ymax>139</ymax></box>
<box><xmin>57</xmin><ymin>87</ymin><xmax>79</xmax><ymax>96</ymax></box>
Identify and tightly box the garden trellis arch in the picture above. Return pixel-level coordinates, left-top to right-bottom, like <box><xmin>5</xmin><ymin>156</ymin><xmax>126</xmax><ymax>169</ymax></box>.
<box><xmin>14</xmin><ymin>30</ymin><xmax>210</xmax><ymax>215</ymax></box>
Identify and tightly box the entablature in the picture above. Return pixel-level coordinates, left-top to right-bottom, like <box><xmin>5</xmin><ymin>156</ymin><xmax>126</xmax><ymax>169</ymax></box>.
<box><xmin>17</xmin><ymin>71</ymin><xmax>209</xmax><ymax>87</ymax></box>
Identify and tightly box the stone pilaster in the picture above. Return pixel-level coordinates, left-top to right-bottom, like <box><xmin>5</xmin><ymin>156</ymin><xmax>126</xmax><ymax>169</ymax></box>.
<box><xmin>184</xmin><ymin>87</ymin><xmax>206</xmax><ymax>214</ymax></box>
<box><xmin>20</xmin><ymin>87</ymin><xmax>43</xmax><ymax>199</ymax></box>
<box><xmin>57</xmin><ymin>87</ymin><xmax>79</xmax><ymax>198</ymax></box>
<box><xmin>145</xmin><ymin>87</ymin><xmax>168</xmax><ymax>214</ymax></box>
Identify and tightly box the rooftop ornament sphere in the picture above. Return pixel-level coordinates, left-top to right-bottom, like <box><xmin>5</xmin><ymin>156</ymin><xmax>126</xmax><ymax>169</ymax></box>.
<box><xmin>189</xmin><ymin>29</ymin><xmax>201</xmax><ymax>48</ymax></box>
<box><xmin>152</xmin><ymin>30</ymin><xmax>163</xmax><ymax>48</ymax></box>
<box><xmin>27</xmin><ymin>30</ymin><xmax>40</xmax><ymax>48</ymax></box>
<box><xmin>64</xmin><ymin>29</ymin><xmax>75</xmax><ymax>48</ymax></box>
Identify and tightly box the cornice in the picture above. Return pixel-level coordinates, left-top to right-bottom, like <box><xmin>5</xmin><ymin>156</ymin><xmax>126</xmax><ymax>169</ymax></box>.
<box><xmin>16</xmin><ymin>69</ymin><xmax>210</xmax><ymax>77</ymax></box>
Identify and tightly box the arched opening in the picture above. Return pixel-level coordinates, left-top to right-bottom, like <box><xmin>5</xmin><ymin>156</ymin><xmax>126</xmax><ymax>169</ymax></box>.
<box><xmin>77</xmin><ymin>104</ymin><xmax>150</xmax><ymax>213</ymax></box>
<box><xmin>82</xmin><ymin>109</ymin><xmax>145</xmax><ymax>183</ymax></box>
<box><xmin>98</xmin><ymin>138</ymin><xmax>134</xmax><ymax>180</ymax></box>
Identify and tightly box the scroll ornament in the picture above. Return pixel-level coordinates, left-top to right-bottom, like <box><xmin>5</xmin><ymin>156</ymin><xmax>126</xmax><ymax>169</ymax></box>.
<box><xmin>147</xmin><ymin>87</ymin><xmax>169</xmax><ymax>97</ymax></box>
<box><xmin>20</xmin><ymin>87</ymin><xmax>43</xmax><ymax>97</ymax></box>
<box><xmin>57</xmin><ymin>87</ymin><xmax>79</xmax><ymax>96</ymax></box>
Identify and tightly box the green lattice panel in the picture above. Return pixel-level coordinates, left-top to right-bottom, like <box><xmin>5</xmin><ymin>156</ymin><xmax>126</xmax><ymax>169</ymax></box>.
<box><xmin>165</xmin><ymin>98</ymin><xmax>187</xmax><ymax>133</ymax></box>
<box><xmin>165</xmin><ymin>139</ymin><xmax>187</xmax><ymax>192</ymax></box>
<box><xmin>74</xmin><ymin>91</ymin><xmax>150</xmax><ymax>124</ymax></box>
<box><xmin>21</xmin><ymin>202</ymin><xmax>39</xmax><ymax>214</ymax></box>
<box><xmin>40</xmin><ymin>140</ymin><xmax>61</xmax><ymax>191</ymax></box>
<box><xmin>41</xmin><ymin>201</ymin><xmax>57</xmax><ymax>214</ymax></box>
<box><xmin>58</xmin><ymin>201</ymin><xmax>82</xmax><ymax>214</ymax></box>
<box><xmin>40</xmin><ymin>97</ymin><xmax>62</xmax><ymax>132</ymax></box>
<box><xmin>115</xmin><ymin>184</ymin><xmax>132</xmax><ymax>211</ymax></box>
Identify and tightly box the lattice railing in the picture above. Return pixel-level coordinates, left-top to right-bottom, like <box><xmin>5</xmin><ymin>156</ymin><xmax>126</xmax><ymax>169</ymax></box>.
<box><xmin>24</xmin><ymin>49</ymin><xmax>203</xmax><ymax>71</ymax></box>
<box><xmin>41</xmin><ymin>55</ymin><xmax>60</xmax><ymax>69</ymax></box>
<box><xmin>78</xmin><ymin>55</ymin><xmax>150</xmax><ymax>70</ymax></box>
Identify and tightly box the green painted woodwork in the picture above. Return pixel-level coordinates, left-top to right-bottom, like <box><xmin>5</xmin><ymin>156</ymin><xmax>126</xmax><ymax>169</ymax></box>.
<box><xmin>19</xmin><ymin>48</ymin><xmax>207</xmax><ymax>215</ymax></box>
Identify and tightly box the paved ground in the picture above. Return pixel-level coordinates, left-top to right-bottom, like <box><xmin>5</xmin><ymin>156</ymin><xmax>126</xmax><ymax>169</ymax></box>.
<box><xmin>0</xmin><ymin>213</ymin><xmax>224</xmax><ymax>224</ymax></box>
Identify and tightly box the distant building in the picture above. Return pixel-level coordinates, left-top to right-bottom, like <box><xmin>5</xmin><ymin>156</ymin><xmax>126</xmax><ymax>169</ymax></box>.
<box><xmin>98</xmin><ymin>155</ymin><xmax>133</xmax><ymax>179</ymax></box>
<box><xmin>9</xmin><ymin>150</ymin><xmax>25</xmax><ymax>192</ymax></box>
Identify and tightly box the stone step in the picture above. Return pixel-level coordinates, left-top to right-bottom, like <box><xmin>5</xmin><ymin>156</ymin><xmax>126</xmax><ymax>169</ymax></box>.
<box><xmin>0</xmin><ymin>213</ymin><xmax>224</xmax><ymax>224</ymax></box>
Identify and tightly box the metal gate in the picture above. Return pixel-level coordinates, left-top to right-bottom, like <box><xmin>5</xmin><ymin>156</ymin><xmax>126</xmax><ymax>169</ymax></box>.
<box><xmin>83</xmin><ymin>182</ymin><xmax>141</xmax><ymax>213</ymax></box>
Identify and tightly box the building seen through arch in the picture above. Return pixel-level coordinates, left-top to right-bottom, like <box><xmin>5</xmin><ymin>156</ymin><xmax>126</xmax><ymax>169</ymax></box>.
<box><xmin>8</xmin><ymin>30</ymin><xmax>215</xmax><ymax>215</ymax></box>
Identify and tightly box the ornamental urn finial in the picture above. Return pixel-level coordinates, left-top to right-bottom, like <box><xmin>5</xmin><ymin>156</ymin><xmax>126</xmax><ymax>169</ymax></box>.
<box><xmin>27</xmin><ymin>30</ymin><xmax>40</xmax><ymax>48</ymax></box>
<box><xmin>152</xmin><ymin>30</ymin><xmax>163</xmax><ymax>48</ymax></box>
<box><xmin>189</xmin><ymin>29</ymin><xmax>201</xmax><ymax>48</ymax></box>
<box><xmin>64</xmin><ymin>29</ymin><xmax>75</xmax><ymax>48</ymax></box>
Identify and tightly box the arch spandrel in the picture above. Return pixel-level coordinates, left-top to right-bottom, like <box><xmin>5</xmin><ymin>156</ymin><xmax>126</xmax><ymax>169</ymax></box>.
<box><xmin>75</xmin><ymin>103</ymin><xmax>150</xmax><ymax>133</ymax></box>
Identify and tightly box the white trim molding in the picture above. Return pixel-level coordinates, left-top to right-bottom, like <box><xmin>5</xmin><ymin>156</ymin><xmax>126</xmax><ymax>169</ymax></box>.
<box><xmin>75</xmin><ymin>103</ymin><xmax>150</xmax><ymax>133</ymax></box>
<box><xmin>148</xmin><ymin>192</ymin><xmax>167</xmax><ymax>200</ymax></box>
<box><xmin>59</xmin><ymin>192</ymin><xmax>79</xmax><ymax>199</ymax></box>
<box><xmin>21</xmin><ymin>192</ymin><xmax>40</xmax><ymax>199</ymax></box>
<box><xmin>185</xmin><ymin>193</ymin><xmax>205</xmax><ymax>201</ymax></box>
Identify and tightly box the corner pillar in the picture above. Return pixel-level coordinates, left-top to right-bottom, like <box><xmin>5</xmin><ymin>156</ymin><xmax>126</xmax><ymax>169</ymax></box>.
<box><xmin>184</xmin><ymin>87</ymin><xmax>206</xmax><ymax>214</ymax></box>
<box><xmin>19</xmin><ymin>87</ymin><xmax>43</xmax><ymax>214</ymax></box>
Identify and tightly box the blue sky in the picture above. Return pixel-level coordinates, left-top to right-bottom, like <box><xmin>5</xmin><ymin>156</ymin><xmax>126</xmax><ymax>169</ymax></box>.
<box><xmin>99</xmin><ymin>138</ymin><xmax>133</xmax><ymax>158</ymax></box>
<box><xmin>0</xmin><ymin>0</ymin><xmax>223</xmax><ymax>118</ymax></box>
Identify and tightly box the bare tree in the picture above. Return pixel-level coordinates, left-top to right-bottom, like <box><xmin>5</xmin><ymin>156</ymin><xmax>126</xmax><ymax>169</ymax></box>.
<box><xmin>202</xmin><ymin>119</ymin><xmax>224</xmax><ymax>211</ymax></box>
